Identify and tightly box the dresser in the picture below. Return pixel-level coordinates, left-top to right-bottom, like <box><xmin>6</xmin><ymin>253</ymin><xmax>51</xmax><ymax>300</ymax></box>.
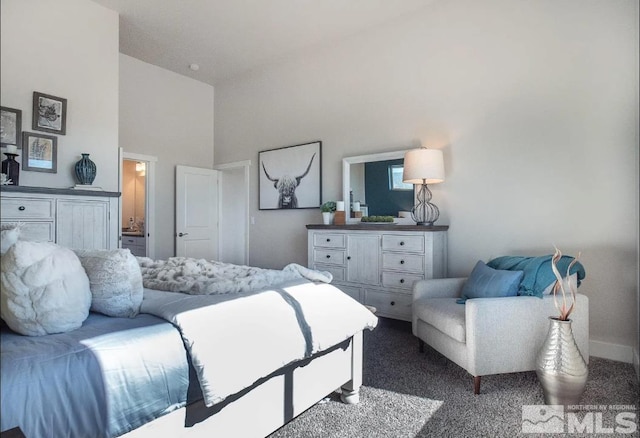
<box><xmin>1</xmin><ymin>186</ymin><xmax>120</xmax><ymax>250</ymax></box>
<box><xmin>307</xmin><ymin>224</ymin><xmax>448</xmax><ymax>321</ymax></box>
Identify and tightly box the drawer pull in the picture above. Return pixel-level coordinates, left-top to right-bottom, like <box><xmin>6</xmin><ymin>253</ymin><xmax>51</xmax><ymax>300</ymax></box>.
<box><xmin>400</xmin><ymin>279</ymin><xmax>405</xmax><ymax>284</ymax></box>
<box><xmin>399</xmin><ymin>241</ymin><xmax>405</xmax><ymax>246</ymax></box>
<box><xmin>347</xmin><ymin>256</ymin><xmax>351</xmax><ymax>260</ymax></box>
<box><xmin>390</xmin><ymin>301</ymin><xmax>396</xmax><ymax>306</ymax></box>
<box><xmin>326</xmin><ymin>255</ymin><xmax>331</xmax><ymax>259</ymax></box>
<box><xmin>400</xmin><ymin>260</ymin><xmax>405</xmax><ymax>264</ymax></box>
<box><xmin>18</xmin><ymin>206</ymin><xmax>26</xmax><ymax>211</ymax></box>
<box><xmin>326</xmin><ymin>238</ymin><xmax>331</xmax><ymax>242</ymax></box>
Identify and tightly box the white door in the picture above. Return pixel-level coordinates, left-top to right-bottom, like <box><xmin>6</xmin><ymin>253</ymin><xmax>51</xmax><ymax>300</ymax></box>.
<box><xmin>215</xmin><ymin>160</ymin><xmax>250</xmax><ymax>265</ymax></box>
<box><xmin>176</xmin><ymin>165</ymin><xmax>219</xmax><ymax>259</ymax></box>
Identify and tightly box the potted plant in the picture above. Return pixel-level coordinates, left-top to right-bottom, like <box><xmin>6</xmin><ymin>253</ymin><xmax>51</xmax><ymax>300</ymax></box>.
<box><xmin>321</xmin><ymin>201</ymin><xmax>336</xmax><ymax>225</ymax></box>
<box><xmin>536</xmin><ymin>247</ymin><xmax>588</xmax><ymax>405</ymax></box>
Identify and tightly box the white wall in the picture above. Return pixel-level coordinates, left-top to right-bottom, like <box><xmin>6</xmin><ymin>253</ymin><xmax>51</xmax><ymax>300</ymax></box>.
<box><xmin>1</xmin><ymin>0</ymin><xmax>119</xmax><ymax>191</ymax></box>
<box><xmin>215</xmin><ymin>0</ymin><xmax>639</xmax><ymax>356</ymax></box>
<box><xmin>119</xmin><ymin>54</ymin><xmax>215</xmax><ymax>260</ymax></box>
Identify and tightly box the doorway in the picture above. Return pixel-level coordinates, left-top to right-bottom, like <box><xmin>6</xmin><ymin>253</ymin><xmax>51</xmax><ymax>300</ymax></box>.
<box><xmin>120</xmin><ymin>151</ymin><xmax>157</xmax><ymax>259</ymax></box>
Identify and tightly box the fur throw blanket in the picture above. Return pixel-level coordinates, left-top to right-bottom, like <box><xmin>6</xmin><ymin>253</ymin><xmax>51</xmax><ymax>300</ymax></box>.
<box><xmin>137</xmin><ymin>257</ymin><xmax>333</xmax><ymax>295</ymax></box>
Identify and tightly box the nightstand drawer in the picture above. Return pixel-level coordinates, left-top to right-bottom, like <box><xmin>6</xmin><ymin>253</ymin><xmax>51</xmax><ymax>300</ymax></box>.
<box><xmin>313</xmin><ymin>249</ymin><xmax>346</xmax><ymax>265</ymax></box>
<box><xmin>382</xmin><ymin>234</ymin><xmax>424</xmax><ymax>252</ymax></box>
<box><xmin>313</xmin><ymin>233</ymin><xmax>346</xmax><ymax>248</ymax></box>
<box><xmin>381</xmin><ymin>272</ymin><xmax>424</xmax><ymax>290</ymax></box>
<box><xmin>1</xmin><ymin>198</ymin><xmax>54</xmax><ymax>219</ymax></box>
<box><xmin>382</xmin><ymin>253</ymin><xmax>424</xmax><ymax>273</ymax></box>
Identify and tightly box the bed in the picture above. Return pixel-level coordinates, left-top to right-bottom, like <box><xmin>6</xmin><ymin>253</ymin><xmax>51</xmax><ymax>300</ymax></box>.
<box><xmin>0</xmin><ymin>253</ymin><xmax>378</xmax><ymax>438</ymax></box>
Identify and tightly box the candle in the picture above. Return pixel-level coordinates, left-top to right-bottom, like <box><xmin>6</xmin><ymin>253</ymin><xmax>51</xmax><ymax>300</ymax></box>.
<box><xmin>336</xmin><ymin>201</ymin><xmax>345</xmax><ymax>211</ymax></box>
<box><xmin>5</xmin><ymin>145</ymin><xmax>17</xmax><ymax>154</ymax></box>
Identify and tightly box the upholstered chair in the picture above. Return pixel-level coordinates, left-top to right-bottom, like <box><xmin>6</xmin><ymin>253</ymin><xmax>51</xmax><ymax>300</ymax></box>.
<box><xmin>412</xmin><ymin>276</ymin><xmax>589</xmax><ymax>394</ymax></box>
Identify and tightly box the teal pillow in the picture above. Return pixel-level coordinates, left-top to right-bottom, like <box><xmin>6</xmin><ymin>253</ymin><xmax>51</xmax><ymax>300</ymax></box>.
<box><xmin>456</xmin><ymin>261</ymin><xmax>524</xmax><ymax>304</ymax></box>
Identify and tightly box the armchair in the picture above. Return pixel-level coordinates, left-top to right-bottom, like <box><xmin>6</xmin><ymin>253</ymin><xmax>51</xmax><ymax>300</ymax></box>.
<box><xmin>412</xmin><ymin>277</ymin><xmax>589</xmax><ymax>394</ymax></box>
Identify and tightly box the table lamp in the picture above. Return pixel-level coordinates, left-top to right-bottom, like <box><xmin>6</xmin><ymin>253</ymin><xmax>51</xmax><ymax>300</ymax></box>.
<box><xmin>403</xmin><ymin>148</ymin><xmax>444</xmax><ymax>226</ymax></box>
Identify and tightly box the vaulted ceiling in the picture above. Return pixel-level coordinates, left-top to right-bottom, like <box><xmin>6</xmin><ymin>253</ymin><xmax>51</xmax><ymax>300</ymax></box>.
<box><xmin>91</xmin><ymin>0</ymin><xmax>434</xmax><ymax>85</ymax></box>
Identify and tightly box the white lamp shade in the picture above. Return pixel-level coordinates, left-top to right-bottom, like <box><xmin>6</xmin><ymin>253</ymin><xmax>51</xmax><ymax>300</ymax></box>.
<box><xmin>403</xmin><ymin>148</ymin><xmax>445</xmax><ymax>184</ymax></box>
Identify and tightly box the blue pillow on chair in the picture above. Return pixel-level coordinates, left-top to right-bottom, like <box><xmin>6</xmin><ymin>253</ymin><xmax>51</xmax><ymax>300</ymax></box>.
<box><xmin>456</xmin><ymin>261</ymin><xmax>524</xmax><ymax>304</ymax></box>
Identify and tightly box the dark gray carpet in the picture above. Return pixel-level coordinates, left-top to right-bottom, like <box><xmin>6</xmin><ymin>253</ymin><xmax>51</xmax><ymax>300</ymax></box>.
<box><xmin>269</xmin><ymin>318</ymin><xmax>639</xmax><ymax>437</ymax></box>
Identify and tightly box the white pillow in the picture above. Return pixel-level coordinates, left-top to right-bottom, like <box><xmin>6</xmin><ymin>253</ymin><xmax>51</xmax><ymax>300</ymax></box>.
<box><xmin>1</xmin><ymin>223</ymin><xmax>21</xmax><ymax>255</ymax></box>
<box><xmin>74</xmin><ymin>248</ymin><xmax>143</xmax><ymax>318</ymax></box>
<box><xmin>0</xmin><ymin>241</ymin><xmax>91</xmax><ymax>336</ymax></box>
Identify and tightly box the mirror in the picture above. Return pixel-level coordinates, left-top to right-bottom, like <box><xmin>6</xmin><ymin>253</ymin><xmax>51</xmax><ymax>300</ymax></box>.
<box><xmin>342</xmin><ymin>150</ymin><xmax>414</xmax><ymax>217</ymax></box>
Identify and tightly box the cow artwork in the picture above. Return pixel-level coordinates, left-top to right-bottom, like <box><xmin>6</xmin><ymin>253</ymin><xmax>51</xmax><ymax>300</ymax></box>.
<box><xmin>261</xmin><ymin>153</ymin><xmax>316</xmax><ymax>209</ymax></box>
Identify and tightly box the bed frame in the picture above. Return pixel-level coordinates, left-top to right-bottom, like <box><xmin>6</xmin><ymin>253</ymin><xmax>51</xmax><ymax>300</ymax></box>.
<box><xmin>124</xmin><ymin>331</ymin><xmax>363</xmax><ymax>438</ymax></box>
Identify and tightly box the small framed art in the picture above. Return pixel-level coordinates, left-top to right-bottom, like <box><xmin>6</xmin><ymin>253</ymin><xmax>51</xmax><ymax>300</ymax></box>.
<box><xmin>22</xmin><ymin>132</ymin><xmax>57</xmax><ymax>173</ymax></box>
<box><xmin>1</xmin><ymin>106</ymin><xmax>22</xmax><ymax>148</ymax></box>
<box><xmin>32</xmin><ymin>92</ymin><xmax>67</xmax><ymax>135</ymax></box>
<box><xmin>259</xmin><ymin>141</ymin><xmax>322</xmax><ymax>210</ymax></box>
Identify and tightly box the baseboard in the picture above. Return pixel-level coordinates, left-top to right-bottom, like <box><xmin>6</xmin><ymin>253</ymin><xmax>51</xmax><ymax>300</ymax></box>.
<box><xmin>589</xmin><ymin>340</ymin><xmax>634</xmax><ymax>364</ymax></box>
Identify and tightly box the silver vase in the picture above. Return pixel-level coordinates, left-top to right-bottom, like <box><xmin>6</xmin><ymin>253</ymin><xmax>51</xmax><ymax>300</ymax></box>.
<box><xmin>536</xmin><ymin>317</ymin><xmax>588</xmax><ymax>405</ymax></box>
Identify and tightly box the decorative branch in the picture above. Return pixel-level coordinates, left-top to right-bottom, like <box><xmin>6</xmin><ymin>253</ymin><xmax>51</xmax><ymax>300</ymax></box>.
<box><xmin>551</xmin><ymin>247</ymin><xmax>580</xmax><ymax>321</ymax></box>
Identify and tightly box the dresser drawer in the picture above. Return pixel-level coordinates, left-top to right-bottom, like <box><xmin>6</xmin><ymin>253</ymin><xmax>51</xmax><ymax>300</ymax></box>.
<box><xmin>122</xmin><ymin>236</ymin><xmax>145</xmax><ymax>246</ymax></box>
<box><xmin>381</xmin><ymin>272</ymin><xmax>424</xmax><ymax>291</ymax></box>
<box><xmin>1</xmin><ymin>221</ymin><xmax>54</xmax><ymax>243</ymax></box>
<box><xmin>313</xmin><ymin>249</ymin><xmax>346</xmax><ymax>266</ymax></box>
<box><xmin>313</xmin><ymin>233</ymin><xmax>346</xmax><ymax>249</ymax></box>
<box><xmin>312</xmin><ymin>264</ymin><xmax>345</xmax><ymax>282</ymax></box>
<box><xmin>364</xmin><ymin>289</ymin><xmax>412</xmax><ymax>320</ymax></box>
<box><xmin>1</xmin><ymin>198</ymin><xmax>54</xmax><ymax>219</ymax></box>
<box><xmin>382</xmin><ymin>253</ymin><xmax>424</xmax><ymax>273</ymax></box>
<box><xmin>382</xmin><ymin>234</ymin><xmax>424</xmax><ymax>253</ymax></box>
<box><xmin>335</xmin><ymin>284</ymin><xmax>362</xmax><ymax>302</ymax></box>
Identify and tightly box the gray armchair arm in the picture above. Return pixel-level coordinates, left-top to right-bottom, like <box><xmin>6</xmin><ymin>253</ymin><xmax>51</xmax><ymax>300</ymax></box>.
<box><xmin>413</xmin><ymin>278</ymin><xmax>467</xmax><ymax>301</ymax></box>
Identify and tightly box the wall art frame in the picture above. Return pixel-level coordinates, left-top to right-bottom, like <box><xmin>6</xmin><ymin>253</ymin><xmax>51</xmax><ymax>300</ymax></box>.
<box><xmin>259</xmin><ymin>140</ymin><xmax>322</xmax><ymax>210</ymax></box>
<box><xmin>22</xmin><ymin>131</ymin><xmax>57</xmax><ymax>173</ymax></box>
<box><xmin>1</xmin><ymin>106</ymin><xmax>22</xmax><ymax>148</ymax></box>
<box><xmin>32</xmin><ymin>91</ymin><xmax>67</xmax><ymax>135</ymax></box>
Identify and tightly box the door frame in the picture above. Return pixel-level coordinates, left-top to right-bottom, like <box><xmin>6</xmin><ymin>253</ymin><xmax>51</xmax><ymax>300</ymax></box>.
<box><xmin>120</xmin><ymin>150</ymin><xmax>157</xmax><ymax>259</ymax></box>
<box><xmin>213</xmin><ymin>160</ymin><xmax>251</xmax><ymax>265</ymax></box>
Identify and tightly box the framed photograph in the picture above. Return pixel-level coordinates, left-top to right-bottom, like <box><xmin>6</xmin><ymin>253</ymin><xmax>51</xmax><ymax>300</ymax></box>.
<box><xmin>259</xmin><ymin>141</ymin><xmax>322</xmax><ymax>210</ymax></box>
<box><xmin>1</xmin><ymin>106</ymin><xmax>22</xmax><ymax>148</ymax></box>
<box><xmin>32</xmin><ymin>92</ymin><xmax>67</xmax><ymax>135</ymax></box>
<box><xmin>22</xmin><ymin>132</ymin><xmax>57</xmax><ymax>173</ymax></box>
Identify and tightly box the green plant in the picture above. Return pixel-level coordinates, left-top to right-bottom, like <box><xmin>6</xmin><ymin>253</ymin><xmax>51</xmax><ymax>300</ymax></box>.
<box><xmin>321</xmin><ymin>201</ymin><xmax>337</xmax><ymax>213</ymax></box>
<box><xmin>361</xmin><ymin>215</ymin><xmax>394</xmax><ymax>223</ymax></box>
<box><xmin>551</xmin><ymin>247</ymin><xmax>581</xmax><ymax>321</ymax></box>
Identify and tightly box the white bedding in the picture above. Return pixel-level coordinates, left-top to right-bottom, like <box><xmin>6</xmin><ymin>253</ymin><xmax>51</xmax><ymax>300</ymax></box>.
<box><xmin>141</xmin><ymin>279</ymin><xmax>377</xmax><ymax>407</ymax></box>
<box><xmin>137</xmin><ymin>257</ymin><xmax>333</xmax><ymax>295</ymax></box>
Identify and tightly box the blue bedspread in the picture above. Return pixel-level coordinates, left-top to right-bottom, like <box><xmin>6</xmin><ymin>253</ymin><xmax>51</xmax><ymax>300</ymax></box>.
<box><xmin>0</xmin><ymin>313</ymin><xmax>194</xmax><ymax>438</ymax></box>
<box><xmin>487</xmin><ymin>255</ymin><xmax>585</xmax><ymax>297</ymax></box>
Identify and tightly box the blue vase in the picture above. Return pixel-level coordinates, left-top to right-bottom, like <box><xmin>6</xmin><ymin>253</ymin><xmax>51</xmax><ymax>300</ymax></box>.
<box><xmin>75</xmin><ymin>153</ymin><xmax>96</xmax><ymax>185</ymax></box>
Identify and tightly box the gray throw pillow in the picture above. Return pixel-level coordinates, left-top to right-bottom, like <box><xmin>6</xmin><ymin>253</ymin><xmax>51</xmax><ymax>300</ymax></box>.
<box><xmin>74</xmin><ymin>248</ymin><xmax>143</xmax><ymax>318</ymax></box>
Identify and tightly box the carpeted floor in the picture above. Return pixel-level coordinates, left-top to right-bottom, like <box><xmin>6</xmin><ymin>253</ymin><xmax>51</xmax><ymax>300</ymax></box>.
<box><xmin>269</xmin><ymin>318</ymin><xmax>639</xmax><ymax>437</ymax></box>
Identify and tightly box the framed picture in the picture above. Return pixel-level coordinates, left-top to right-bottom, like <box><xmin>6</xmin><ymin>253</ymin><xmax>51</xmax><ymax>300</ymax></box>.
<box><xmin>259</xmin><ymin>141</ymin><xmax>322</xmax><ymax>210</ymax></box>
<box><xmin>1</xmin><ymin>106</ymin><xmax>22</xmax><ymax>148</ymax></box>
<box><xmin>32</xmin><ymin>92</ymin><xmax>67</xmax><ymax>135</ymax></box>
<box><xmin>22</xmin><ymin>132</ymin><xmax>57</xmax><ymax>173</ymax></box>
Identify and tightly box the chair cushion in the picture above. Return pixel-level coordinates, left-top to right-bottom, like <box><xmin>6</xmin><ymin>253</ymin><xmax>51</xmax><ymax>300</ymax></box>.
<box><xmin>457</xmin><ymin>261</ymin><xmax>523</xmax><ymax>303</ymax></box>
<box><xmin>413</xmin><ymin>298</ymin><xmax>466</xmax><ymax>343</ymax></box>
